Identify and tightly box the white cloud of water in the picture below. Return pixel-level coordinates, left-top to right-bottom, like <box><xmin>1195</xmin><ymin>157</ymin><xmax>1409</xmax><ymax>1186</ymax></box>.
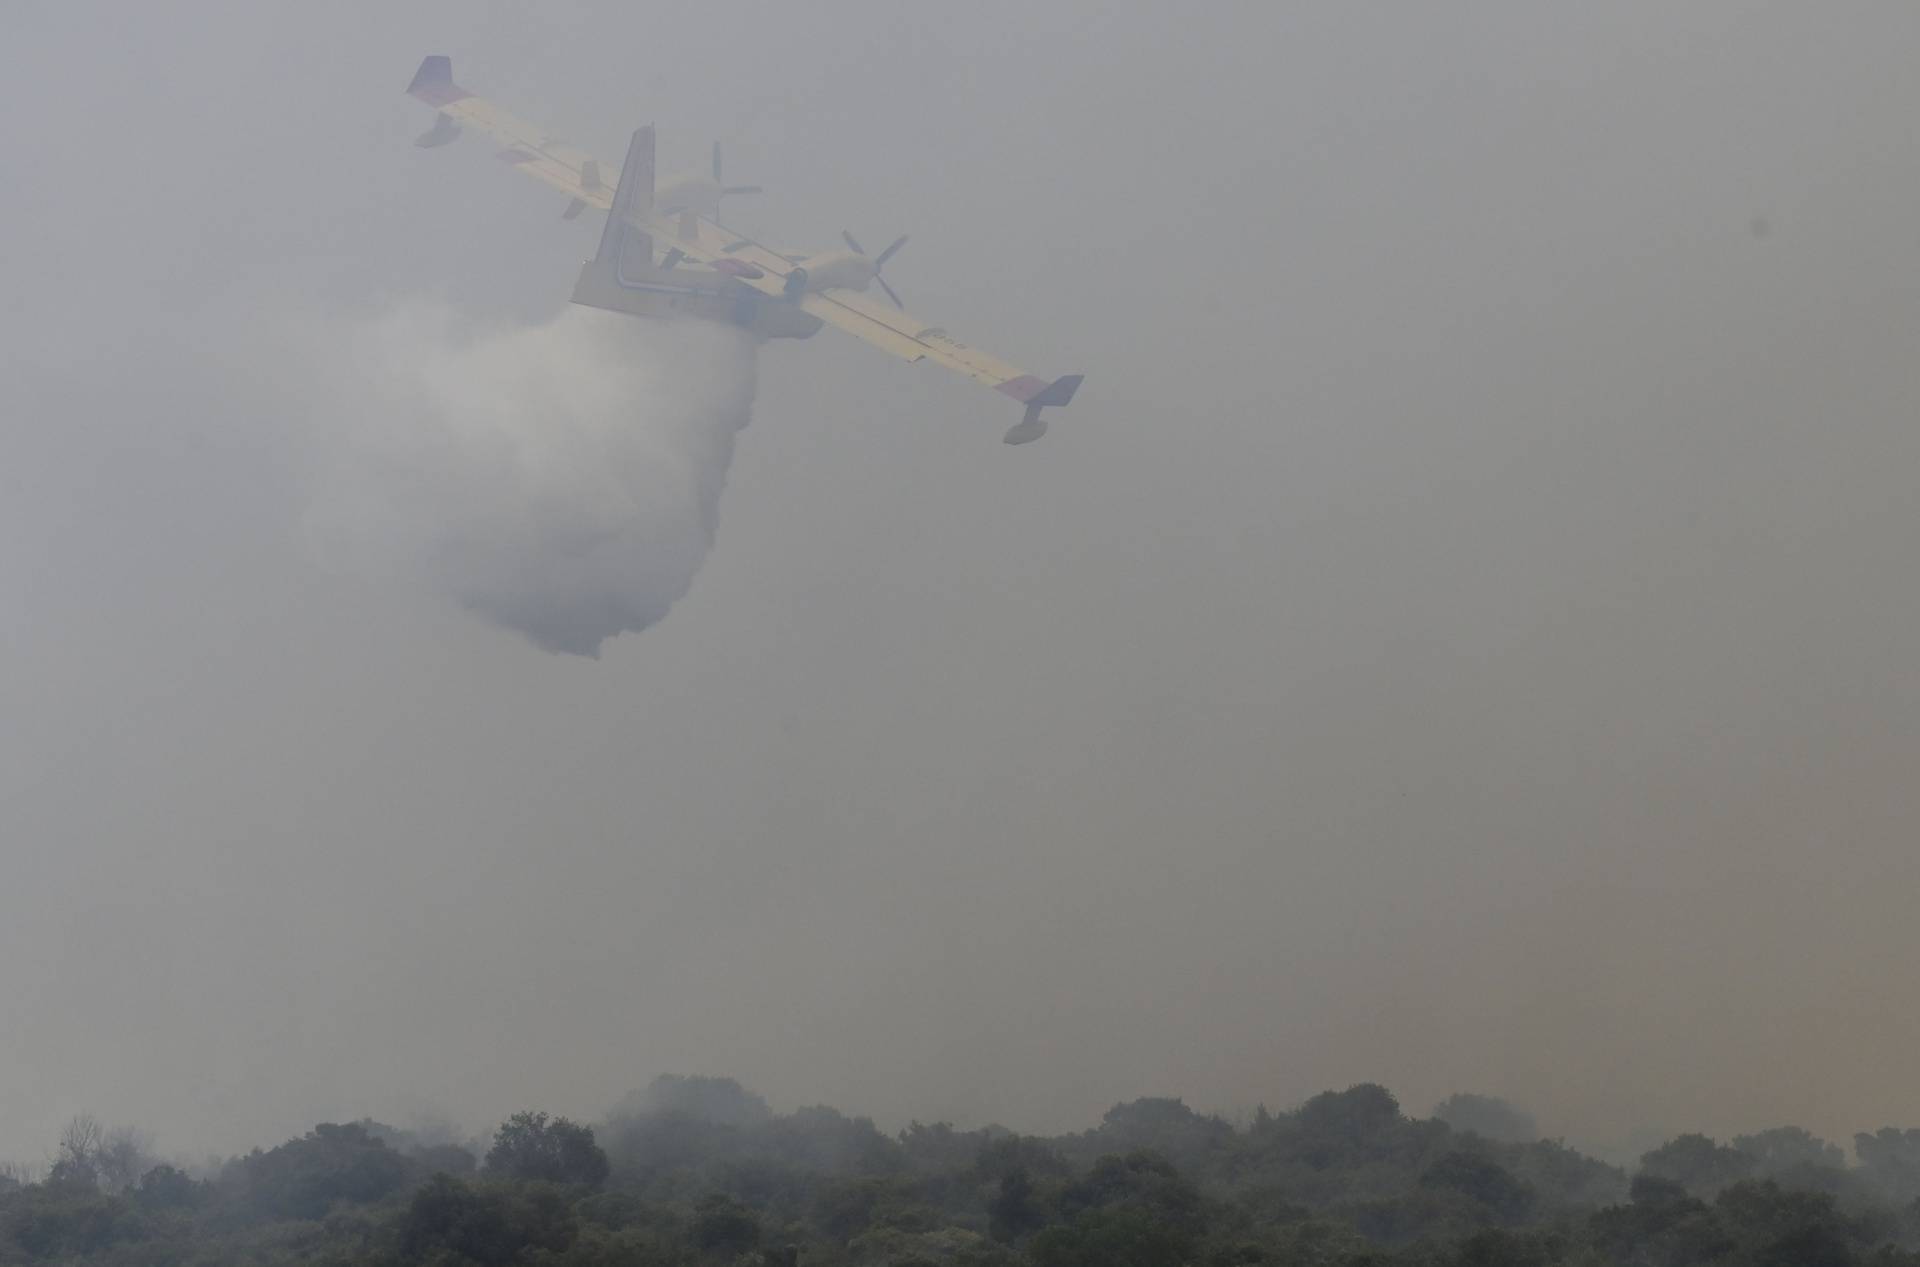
<box><xmin>303</xmin><ymin>305</ymin><xmax>757</xmax><ymax>656</ymax></box>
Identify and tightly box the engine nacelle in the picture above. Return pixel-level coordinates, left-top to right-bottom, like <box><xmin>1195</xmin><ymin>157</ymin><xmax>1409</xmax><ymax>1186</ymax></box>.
<box><xmin>793</xmin><ymin>251</ymin><xmax>876</xmax><ymax>293</ymax></box>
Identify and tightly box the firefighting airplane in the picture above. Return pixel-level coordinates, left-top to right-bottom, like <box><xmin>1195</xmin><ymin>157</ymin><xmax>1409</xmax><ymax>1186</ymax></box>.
<box><xmin>406</xmin><ymin>56</ymin><xmax>1083</xmax><ymax>444</ymax></box>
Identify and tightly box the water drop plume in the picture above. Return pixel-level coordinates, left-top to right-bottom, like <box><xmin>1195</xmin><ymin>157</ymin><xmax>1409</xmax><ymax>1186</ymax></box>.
<box><xmin>305</xmin><ymin>304</ymin><xmax>757</xmax><ymax>656</ymax></box>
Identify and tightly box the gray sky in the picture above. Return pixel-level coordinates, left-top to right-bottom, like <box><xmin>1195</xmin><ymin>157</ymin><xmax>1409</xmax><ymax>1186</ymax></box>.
<box><xmin>6</xmin><ymin>0</ymin><xmax>1920</xmax><ymax>1161</ymax></box>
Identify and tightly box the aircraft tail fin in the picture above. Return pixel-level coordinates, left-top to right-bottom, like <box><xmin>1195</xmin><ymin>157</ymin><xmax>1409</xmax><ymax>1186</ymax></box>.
<box><xmin>591</xmin><ymin>126</ymin><xmax>656</xmax><ymax>283</ymax></box>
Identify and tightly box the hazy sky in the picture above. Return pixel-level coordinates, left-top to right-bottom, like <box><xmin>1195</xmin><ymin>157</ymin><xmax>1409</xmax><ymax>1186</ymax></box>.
<box><xmin>6</xmin><ymin>1</ymin><xmax>1920</xmax><ymax>1163</ymax></box>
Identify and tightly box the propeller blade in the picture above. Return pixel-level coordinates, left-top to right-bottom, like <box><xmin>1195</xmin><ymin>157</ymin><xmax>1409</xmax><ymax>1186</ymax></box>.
<box><xmin>722</xmin><ymin>185</ymin><xmax>762</xmax><ymax>196</ymax></box>
<box><xmin>875</xmin><ymin>235</ymin><xmax>909</xmax><ymax>268</ymax></box>
<box><xmin>841</xmin><ymin>230</ymin><xmax>867</xmax><ymax>255</ymax></box>
<box><xmin>877</xmin><ymin>276</ymin><xmax>905</xmax><ymax>308</ymax></box>
<box><xmin>711</xmin><ymin>141</ymin><xmax>723</xmax><ymax>182</ymax></box>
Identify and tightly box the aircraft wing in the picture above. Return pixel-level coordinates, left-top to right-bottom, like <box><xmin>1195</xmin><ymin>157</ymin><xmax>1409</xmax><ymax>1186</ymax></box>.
<box><xmin>802</xmin><ymin>288</ymin><xmax>1027</xmax><ymax>388</ymax></box>
<box><xmin>407</xmin><ymin>56</ymin><xmax>613</xmax><ymax>213</ymax></box>
<box><xmin>643</xmin><ymin>215</ymin><xmax>1086</xmax><ymax>434</ymax></box>
<box><xmin>406</xmin><ymin>56</ymin><xmax>1082</xmax><ymax>441</ymax></box>
<box><xmin>614</xmin><ymin>211</ymin><xmax>1043</xmax><ymax>384</ymax></box>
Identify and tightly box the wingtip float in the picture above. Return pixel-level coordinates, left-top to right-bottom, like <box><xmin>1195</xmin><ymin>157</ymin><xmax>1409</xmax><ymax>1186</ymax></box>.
<box><xmin>404</xmin><ymin>56</ymin><xmax>1083</xmax><ymax>444</ymax></box>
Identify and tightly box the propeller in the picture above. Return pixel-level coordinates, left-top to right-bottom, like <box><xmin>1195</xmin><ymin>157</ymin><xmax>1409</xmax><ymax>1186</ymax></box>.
<box><xmin>842</xmin><ymin>231</ymin><xmax>910</xmax><ymax>307</ymax></box>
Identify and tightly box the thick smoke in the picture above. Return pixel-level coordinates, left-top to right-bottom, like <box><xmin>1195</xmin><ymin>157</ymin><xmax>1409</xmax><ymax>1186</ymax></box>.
<box><xmin>303</xmin><ymin>305</ymin><xmax>756</xmax><ymax>656</ymax></box>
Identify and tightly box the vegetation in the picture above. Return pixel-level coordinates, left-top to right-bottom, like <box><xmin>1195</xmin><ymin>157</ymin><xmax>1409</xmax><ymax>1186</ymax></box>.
<box><xmin>4</xmin><ymin>1079</ymin><xmax>1919</xmax><ymax>1265</ymax></box>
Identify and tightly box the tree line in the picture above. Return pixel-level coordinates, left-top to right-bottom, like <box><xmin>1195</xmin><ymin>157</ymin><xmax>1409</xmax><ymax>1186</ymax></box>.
<box><xmin>4</xmin><ymin>1076</ymin><xmax>1920</xmax><ymax>1265</ymax></box>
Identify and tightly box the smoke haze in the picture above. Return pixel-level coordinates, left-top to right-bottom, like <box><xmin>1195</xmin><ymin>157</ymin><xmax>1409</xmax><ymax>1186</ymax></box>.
<box><xmin>5</xmin><ymin>0</ymin><xmax>1920</xmax><ymax>1170</ymax></box>
<box><xmin>304</xmin><ymin>306</ymin><xmax>756</xmax><ymax>654</ymax></box>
